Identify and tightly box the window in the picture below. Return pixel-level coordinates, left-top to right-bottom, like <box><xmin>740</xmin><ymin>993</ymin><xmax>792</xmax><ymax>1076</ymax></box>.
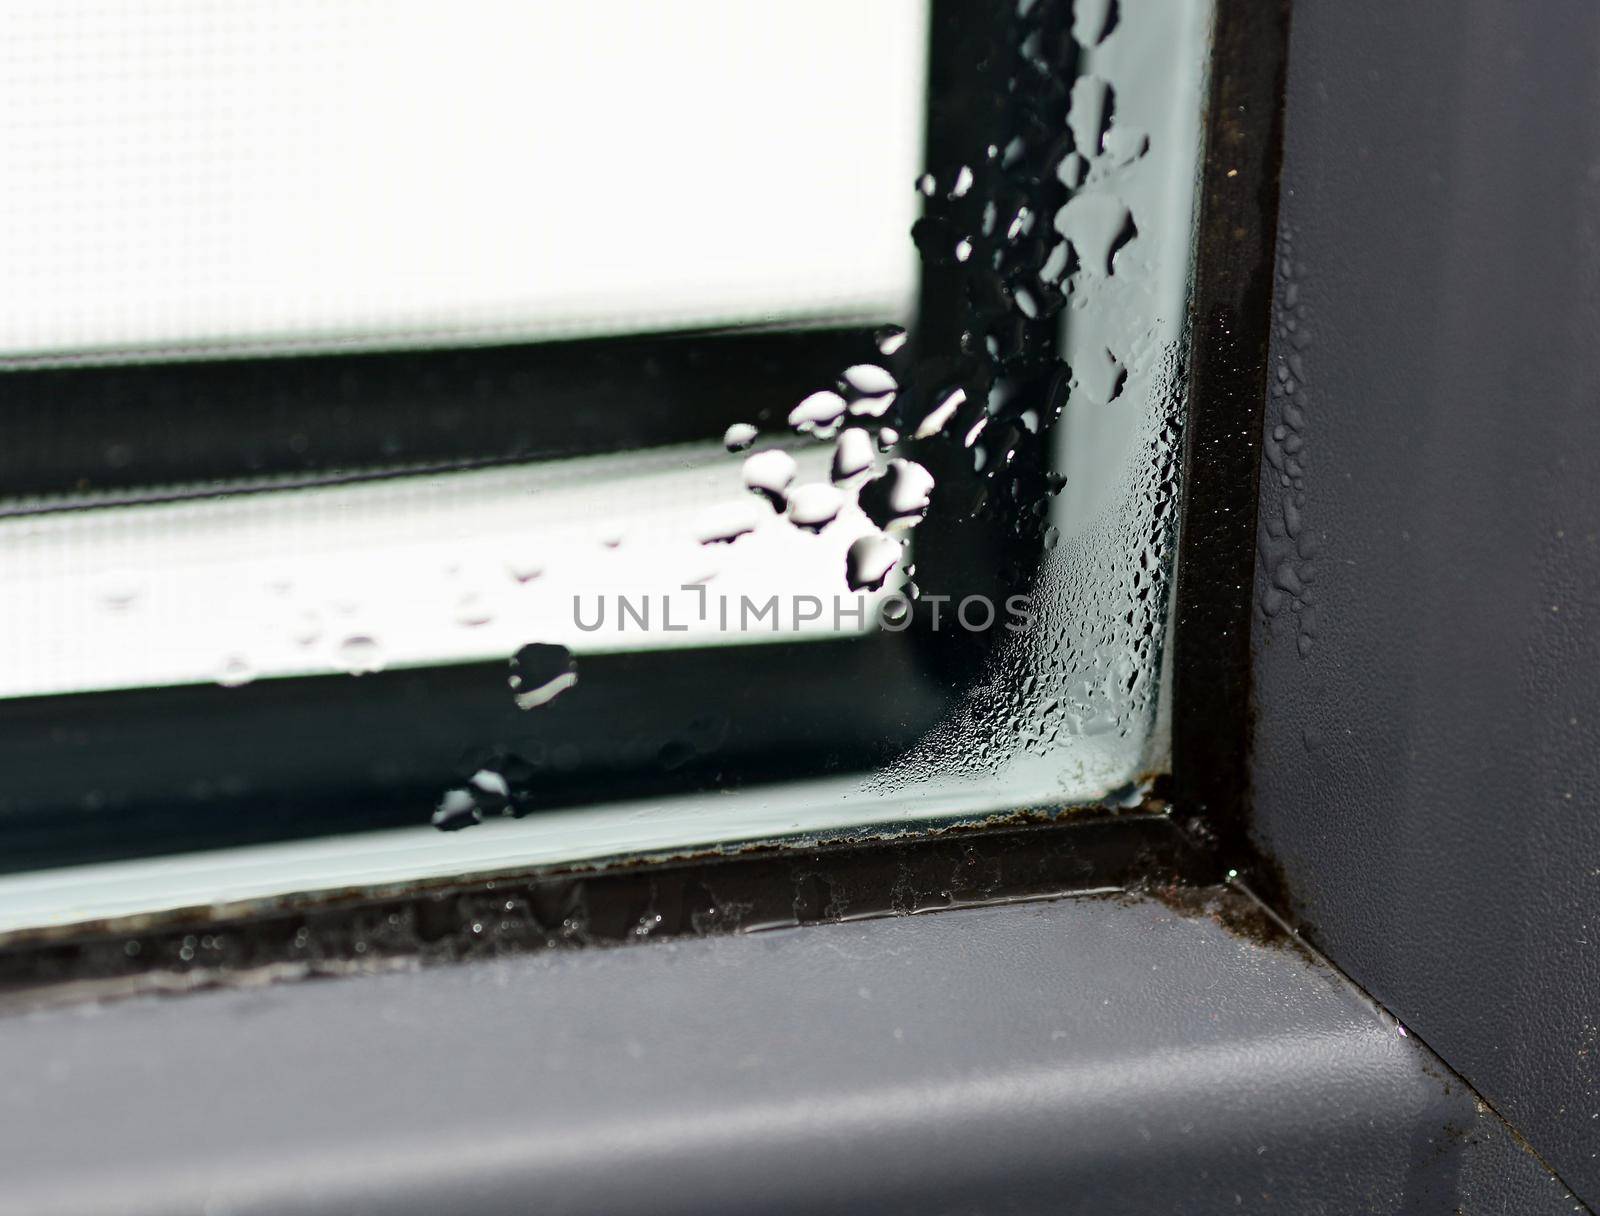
<box><xmin>0</xmin><ymin>0</ymin><xmax>1216</xmax><ymax>934</ymax></box>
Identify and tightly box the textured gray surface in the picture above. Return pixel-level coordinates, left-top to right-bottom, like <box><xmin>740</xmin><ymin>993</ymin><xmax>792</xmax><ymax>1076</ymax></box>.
<box><xmin>0</xmin><ymin>893</ymin><xmax>1574</xmax><ymax>1215</ymax></box>
<box><xmin>1251</xmin><ymin>0</ymin><xmax>1600</xmax><ymax>1205</ymax></box>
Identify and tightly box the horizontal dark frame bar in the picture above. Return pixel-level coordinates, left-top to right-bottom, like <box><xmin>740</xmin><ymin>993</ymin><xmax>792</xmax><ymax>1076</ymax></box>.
<box><xmin>0</xmin><ymin>325</ymin><xmax>879</xmax><ymax>502</ymax></box>
<box><xmin>0</xmin><ymin>807</ymin><xmax>1211</xmax><ymax>1011</ymax></box>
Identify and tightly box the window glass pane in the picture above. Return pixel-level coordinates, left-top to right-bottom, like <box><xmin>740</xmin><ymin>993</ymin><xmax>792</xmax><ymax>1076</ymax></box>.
<box><xmin>0</xmin><ymin>0</ymin><xmax>1214</xmax><ymax>933</ymax></box>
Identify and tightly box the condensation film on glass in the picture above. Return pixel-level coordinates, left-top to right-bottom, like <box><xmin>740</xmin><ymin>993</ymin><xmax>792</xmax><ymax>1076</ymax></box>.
<box><xmin>0</xmin><ymin>0</ymin><xmax>1213</xmax><ymax>930</ymax></box>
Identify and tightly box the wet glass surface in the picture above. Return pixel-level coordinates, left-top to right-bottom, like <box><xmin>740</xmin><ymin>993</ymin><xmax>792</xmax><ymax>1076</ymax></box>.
<box><xmin>0</xmin><ymin>0</ymin><xmax>1214</xmax><ymax>930</ymax></box>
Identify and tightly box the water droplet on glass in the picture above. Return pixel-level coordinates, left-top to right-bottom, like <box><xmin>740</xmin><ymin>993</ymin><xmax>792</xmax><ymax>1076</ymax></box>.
<box><xmin>787</xmin><ymin>389</ymin><xmax>847</xmax><ymax>435</ymax></box>
<box><xmin>1072</xmin><ymin>0</ymin><xmax>1117</xmax><ymax>47</ymax></box>
<box><xmin>1068</xmin><ymin>77</ymin><xmax>1114</xmax><ymax>159</ymax></box>
<box><xmin>1056</xmin><ymin>196</ymin><xmax>1137</xmax><ymax>276</ymax></box>
<box><xmin>289</xmin><ymin>609</ymin><xmax>322</xmax><ymax>648</ymax></box>
<box><xmin>467</xmin><ymin>768</ymin><xmax>510</xmax><ymax>815</ymax></box>
<box><xmin>509</xmin><ymin>642</ymin><xmax>578</xmax><ymax>710</ymax></box>
<box><xmin>215</xmin><ymin>655</ymin><xmax>256</xmax><ymax>688</ymax></box>
<box><xmin>1056</xmin><ymin>153</ymin><xmax>1087</xmax><ymax>190</ymax></box>
<box><xmin>842</xmin><ymin>364</ymin><xmax>897</xmax><ymax>395</ymax></box>
<box><xmin>742</xmin><ymin>449</ymin><xmax>798</xmax><ymax>509</ymax></box>
<box><xmin>1105</xmin><ymin>126</ymin><xmax>1150</xmax><ymax>166</ymax></box>
<box><xmin>336</xmin><ymin>635</ymin><xmax>384</xmax><ymax>675</ymax></box>
<box><xmin>846</xmin><ymin>533</ymin><xmax>903</xmax><ymax>592</ymax></box>
<box><xmin>860</xmin><ymin>458</ymin><xmax>934</xmax><ymax>529</ymax></box>
<box><xmin>954</xmin><ymin>238</ymin><xmax>973</xmax><ymax>262</ymax></box>
<box><xmin>915</xmin><ymin>385</ymin><xmax>967</xmax><ymax>439</ymax></box>
<box><xmin>432</xmin><ymin>787</ymin><xmax>481</xmax><ymax>832</ymax></box>
<box><xmin>916</xmin><ymin>172</ymin><xmax>936</xmax><ymax>196</ymax></box>
<box><xmin>722</xmin><ymin>422</ymin><xmax>758</xmax><ymax>452</ymax></box>
<box><xmin>1040</xmin><ymin>239</ymin><xmax>1074</xmax><ymax>283</ymax></box>
<box><xmin>697</xmin><ymin>501</ymin><xmax>761</xmax><ymax>545</ymax></box>
<box><xmin>848</xmin><ymin>393</ymin><xmax>895</xmax><ymax>419</ymax></box>
<box><xmin>877</xmin><ymin>427</ymin><xmax>900</xmax><ymax>450</ymax></box>
<box><xmin>831</xmin><ymin>428</ymin><xmax>876</xmax><ymax>483</ymax></box>
<box><xmin>506</xmin><ymin>560</ymin><xmax>544</xmax><ymax>585</ymax></box>
<box><xmin>951</xmin><ymin>164</ymin><xmax>974</xmax><ymax>197</ymax></box>
<box><xmin>787</xmin><ymin>483</ymin><xmax>846</xmax><ymax>533</ymax></box>
<box><xmin>1079</xmin><ymin>346</ymin><xmax>1128</xmax><ymax>405</ymax></box>
<box><xmin>873</xmin><ymin>325</ymin><xmax>908</xmax><ymax>356</ymax></box>
<box><xmin>454</xmin><ymin>593</ymin><xmax>493</xmax><ymax>628</ymax></box>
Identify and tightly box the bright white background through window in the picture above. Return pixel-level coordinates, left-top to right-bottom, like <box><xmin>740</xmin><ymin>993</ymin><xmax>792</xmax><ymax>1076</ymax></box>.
<box><xmin>0</xmin><ymin>0</ymin><xmax>928</xmax><ymax>361</ymax></box>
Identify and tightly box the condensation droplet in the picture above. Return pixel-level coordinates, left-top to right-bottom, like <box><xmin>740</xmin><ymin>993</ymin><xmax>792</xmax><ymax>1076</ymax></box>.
<box><xmin>742</xmin><ymin>449</ymin><xmax>798</xmax><ymax>509</ymax></box>
<box><xmin>215</xmin><ymin>655</ymin><xmax>256</xmax><ymax>688</ymax></box>
<box><xmin>915</xmin><ymin>385</ymin><xmax>967</xmax><ymax>439</ymax></box>
<box><xmin>892</xmin><ymin>459</ymin><xmax>935</xmax><ymax>517</ymax></box>
<box><xmin>509</xmin><ymin>642</ymin><xmax>578</xmax><ymax>710</ymax></box>
<box><xmin>951</xmin><ymin>165</ymin><xmax>974</xmax><ymax>197</ymax></box>
<box><xmin>788</xmin><ymin>390</ymin><xmax>847</xmax><ymax>435</ymax></box>
<box><xmin>336</xmin><ymin>635</ymin><xmax>384</xmax><ymax>675</ymax></box>
<box><xmin>697</xmin><ymin>501</ymin><xmax>761</xmax><ymax>545</ymax></box>
<box><xmin>432</xmin><ymin>787</ymin><xmax>481</xmax><ymax>832</ymax></box>
<box><xmin>787</xmin><ymin>483</ymin><xmax>846</xmax><ymax>533</ymax></box>
<box><xmin>722</xmin><ymin>422</ymin><xmax>759</xmax><ymax>452</ymax></box>
<box><xmin>1056</xmin><ymin>195</ymin><xmax>1137</xmax><ymax>276</ymax></box>
<box><xmin>848</xmin><ymin>392</ymin><xmax>895</xmax><ymax>419</ymax></box>
<box><xmin>1105</xmin><ymin>126</ymin><xmax>1150</xmax><ymax>166</ymax></box>
<box><xmin>846</xmin><ymin>533</ymin><xmax>903</xmax><ymax>592</ymax></box>
<box><xmin>1040</xmin><ymin>239</ymin><xmax>1074</xmax><ymax>282</ymax></box>
<box><xmin>1072</xmin><ymin>0</ymin><xmax>1117</xmax><ymax>47</ymax></box>
<box><xmin>1080</xmin><ymin>346</ymin><xmax>1128</xmax><ymax>405</ymax></box>
<box><xmin>1068</xmin><ymin>77</ymin><xmax>1114</xmax><ymax>159</ymax></box>
<box><xmin>842</xmin><ymin>364</ymin><xmax>897</xmax><ymax>395</ymax></box>
<box><xmin>467</xmin><ymin>768</ymin><xmax>510</xmax><ymax>815</ymax></box>
<box><xmin>506</xmin><ymin>560</ymin><xmax>544</xmax><ymax>585</ymax></box>
<box><xmin>455</xmin><ymin>593</ymin><xmax>493</xmax><ymax>628</ymax></box>
<box><xmin>1057</xmin><ymin>153</ymin><xmax>1087</xmax><ymax>190</ymax></box>
<box><xmin>859</xmin><ymin>458</ymin><xmax>934</xmax><ymax>529</ymax></box>
<box><xmin>874</xmin><ymin>325</ymin><xmax>908</xmax><ymax>356</ymax></box>
<box><xmin>831</xmin><ymin>428</ymin><xmax>876</xmax><ymax>483</ymax></box>
<box><xmin>290</xmin><ymin>609</ymin><xmax>323</xmax><ymax>648</ymax></box>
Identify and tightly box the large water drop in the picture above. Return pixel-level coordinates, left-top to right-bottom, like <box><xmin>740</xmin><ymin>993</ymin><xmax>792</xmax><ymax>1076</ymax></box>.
<box><xmin>742</xmin><ymin>449</ymin><xmax>799</xmax><ymax>509</ymax></box>
<box><xmin>832</xmin><ymin>427</ymin><xmax>876</xmax><ymax>482</ymax></box>
<box><xmin>787</xmin><ymin>483</ymin><xmax>846</xmax><ymax>533</ymax></box>
<box><xmin>846</xmin><ymin>533</ymin><xmax>903</xmax><ymax>592</ymax></box>
<box><xmin>722</xmin><ymin>422</ymin><xmax>758</xmax><ymax>452</ymax></box>
<box><xmin>509</xmin><ymin>642</ymin><xmax>578</xmax><ymax>710</ymax></box>
<box><xmin>915</xmin><ymin>385</ymin><xmax>968</xmax><ymax>439</ymax></box>
<box><xmin>788</xmin><ymin>390</ymin><xmax>847</xmax><ymax>435</ymax></box>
